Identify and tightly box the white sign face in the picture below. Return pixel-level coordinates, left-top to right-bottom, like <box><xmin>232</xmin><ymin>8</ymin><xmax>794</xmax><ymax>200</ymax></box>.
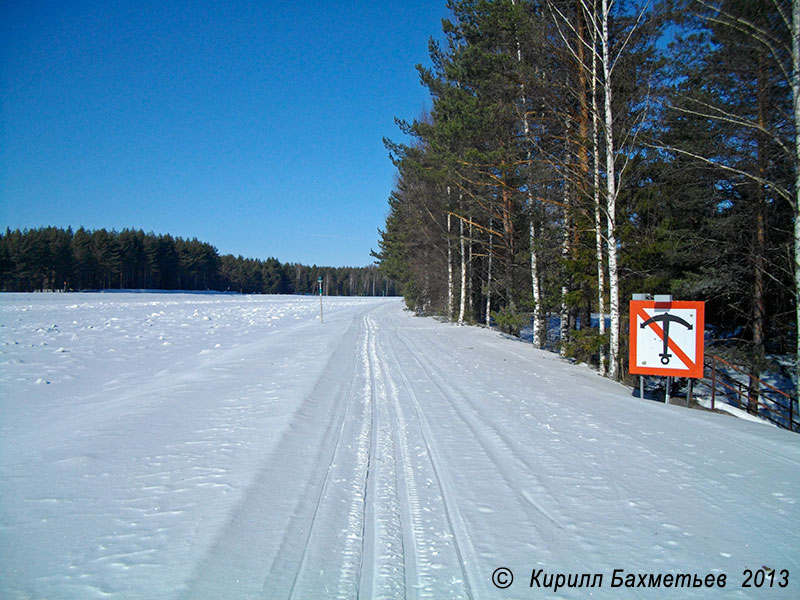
<box><xmin>629</xmin><ymin>301</ymin><xmax>705</xmax><ymax>378</ymax></box>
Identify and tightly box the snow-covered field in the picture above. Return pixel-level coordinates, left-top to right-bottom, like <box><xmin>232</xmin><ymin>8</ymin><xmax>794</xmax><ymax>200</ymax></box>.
<box><xmin>1</xmin><ymin>292</ymin><xmax>798</xmax><ymax>599</ymax></box>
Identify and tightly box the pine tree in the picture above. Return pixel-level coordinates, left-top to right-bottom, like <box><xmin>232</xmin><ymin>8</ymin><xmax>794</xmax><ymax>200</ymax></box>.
<box><xmin>660</xmin><ymin>0</ymin><xmax>795</xmax><ymax>405</ymax></box>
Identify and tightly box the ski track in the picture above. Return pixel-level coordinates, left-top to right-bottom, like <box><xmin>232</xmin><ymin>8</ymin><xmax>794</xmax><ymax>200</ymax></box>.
<box><xmin>394</xmin><ymin>317</ymin><xmax>800</xmax><ymax>596</ymax></box>
<box><xmin>179</xmin><ymin>306</ymin><xmax>370</xmax><ymax>599</ymax></box>
<box><xmin>364</xmin><ymin>314</ymin><xmax>406</xmax><ymax>599</ymax></box>
<box><xmin>284</xmin><ymin>312</ymin><xmax>375</xmax><ymax>599</ymax></box>
<box><xmin>180</xmin><ymin>307</ymin><xmax>478</xmax><ymax>599</ymax></box>
<box><xmin>276</xmin><ymin>311</ymin><xmax>478</xmax><ymax>599</ymax></box>
<box><xmin>3</xmin><ymin>294</ymin><xmax>800</xmax><ymax>600</ymax></box>
<box><xmin>393</xmin><ymin>329</ymin><xmax>567</xmax><ymax>564</ymax></box>
<box><xmin>377</xmin><ymin>316</ymin><xmax>476</xmax><ymax>599</ymax></box>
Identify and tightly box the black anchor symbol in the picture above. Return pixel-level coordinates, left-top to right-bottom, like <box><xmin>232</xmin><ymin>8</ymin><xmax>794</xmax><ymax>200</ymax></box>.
<box><xmin>640</xmin><ymin>312</ymin><xmax>693</xmax><ymax>365</ymax></box>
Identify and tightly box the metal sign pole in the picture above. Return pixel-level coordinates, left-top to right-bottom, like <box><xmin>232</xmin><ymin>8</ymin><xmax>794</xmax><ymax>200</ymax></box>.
<box><xmin>318</xmin><ymin>276</ymin><xmax>323</xmax><ymax>324</ymax></box>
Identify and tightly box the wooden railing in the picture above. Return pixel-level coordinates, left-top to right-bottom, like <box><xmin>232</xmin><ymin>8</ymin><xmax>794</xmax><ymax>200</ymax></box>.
<box><xmin>701</xmin><ymin>354</ymin><xmax>798</xmax><ymax>433</ymax></box>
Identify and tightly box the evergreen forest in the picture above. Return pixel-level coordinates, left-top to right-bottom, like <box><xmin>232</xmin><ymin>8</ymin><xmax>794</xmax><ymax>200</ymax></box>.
<box><xmin>0</xmin><ymin>227</ymin><xmax>397</xmax><ymax>297</ymax></box>
<box><xmin>373</xmin><ymin>0</ymin><xmax>799</xmax><ymax>389</ymax></box>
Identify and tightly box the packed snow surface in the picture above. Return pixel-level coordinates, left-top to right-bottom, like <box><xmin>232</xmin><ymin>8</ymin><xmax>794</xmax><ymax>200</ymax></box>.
<box><xmin>1</xmin><ymin>293</ymin><xmax>798</xmax><ymax>599</ymax></box>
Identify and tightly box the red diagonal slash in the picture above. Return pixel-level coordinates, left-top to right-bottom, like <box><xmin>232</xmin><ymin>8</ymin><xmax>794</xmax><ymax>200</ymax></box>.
<box><xmin>634</xmin><ymin>306</ymin><xmax>696</xmax><ymax>371</ymax></box>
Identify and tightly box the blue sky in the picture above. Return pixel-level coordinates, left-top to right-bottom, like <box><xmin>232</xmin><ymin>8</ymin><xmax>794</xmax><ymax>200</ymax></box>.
<box><xmin>0</xmin><ymin>0</ymin><xmax>447</xmax><ymax>267</ymax></box>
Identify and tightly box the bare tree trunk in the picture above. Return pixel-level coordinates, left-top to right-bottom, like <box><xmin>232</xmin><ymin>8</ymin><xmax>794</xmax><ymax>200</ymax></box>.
<box><xmin>589</xmin><ymin>0</ymin><xmax>607</xmax><ymax>374</ymax></box>
<box><xmin>530</xmin><ymin>217</ymin><xmax>543</xmax><ymax>345</ymax></box>
<box><xmin>468</xmin><ymin>214</ymin><xmax>474</xmax><ymax>317</ymax></box>
<box><xmin>486</xmin><ymin>204</ymin><xmax>494</xmax><ymax>327</ymax></box>
<box><xmin>751</xmin><ymin>200</ymin><xmax>766</xmax><ymax>413</ymax></box>
<box><xmin>501</xmin><ymin>184</ymin><xmax>515</xmax><ymax>305</ymax></box>
<box><xmin>750</xmin><ymin>71</ymin><xmax>769</xmax><ymax>414</ymax></box>
<box><xmin>560</xmin><ymin>198</ymin><xmax>571</xmax><ymax>356</ymax></box>
<box><xmin>459</xmin><ymin>195</ymin><xmax>467</xmax><ymax>324</ymax></box>
<box><xmin>793</xmin><ymin>0</ymin><xmax>800</xmax><ymax>418</ymax></box>
<box><xmin>601</xmin><ymin>0</ymin><xmax>621</xmax><ymax>379</ymax></box>
<box><xmin>560</xmin><ymin>112</ymin><xmax>573</xmax><ymax>356</ymax></box>
<box><xmin>423</xmin><ymin>251</ymin><xmax>431</xmax><ymax>312</ymax></box>
<box><xmin>512</xmin><ymin>0</ymin><xmax>544</xmax><ymax>347</ymax></box>
<box><xmin>447</xmin><ymin>187</ymin><xmax>454</xmax><ymax>320</ymax></box>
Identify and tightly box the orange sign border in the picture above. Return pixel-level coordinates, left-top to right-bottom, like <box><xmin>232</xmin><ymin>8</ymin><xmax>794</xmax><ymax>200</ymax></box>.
<box><xmin>629</xmin><ymin>300</ymin><xmax>705</xmax><ymax>378</ymax></box>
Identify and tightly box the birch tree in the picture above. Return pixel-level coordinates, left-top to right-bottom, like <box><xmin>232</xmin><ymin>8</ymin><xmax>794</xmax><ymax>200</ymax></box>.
<box><xmin>599</xmin><ymin>0</ymin><xmax>621</xmax><ymax>378</ymax></box>
<box><xmin>547</xmin><ymin>0</ymin><xmax>654</xmax><ymax>377</ymax></box>
<box><xmin>511</xmin><ymin>0</ymin><xmax>545</xmax><ymax>347</ymax></box>
<box><xmin>458</xmin><ymin>192</ymin><xmax>468</xmax><ymax>324</ymax></box>
<box><xmin>590</xmin><ymin>0</ymin><xmax>607</xmax><ymax>373</ymax></box>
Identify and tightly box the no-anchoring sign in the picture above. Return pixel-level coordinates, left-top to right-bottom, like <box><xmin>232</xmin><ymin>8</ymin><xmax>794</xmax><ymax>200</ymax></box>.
<box><xmin>629</xmin><ymin>300</ymin><xmax>705</xmax><ymax>378</ymax></box>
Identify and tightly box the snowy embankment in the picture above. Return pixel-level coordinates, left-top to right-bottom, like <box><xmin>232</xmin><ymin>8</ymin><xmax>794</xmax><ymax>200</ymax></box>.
<box><xmin>1</xmin><ymin>293</ymin><xmax>798</xmax><ymax>599</ymax></box>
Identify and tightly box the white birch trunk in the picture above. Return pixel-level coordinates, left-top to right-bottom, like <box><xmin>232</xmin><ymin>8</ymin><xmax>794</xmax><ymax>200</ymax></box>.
<box><xmin>458</xmin><ymin>198</ymin><xmax>467</xmax><ymax>324</ymax></box>
<box><xmin>423</xmin><ymin>270</ymin><xmax>430</xmax><ymax>313</ymax></box>
<box><xmin>447</xmin><ymin>188</ymin><xmax>454</xmax><ymax>321</ymax></box>
<box><xmin>530</xmin><ymin>219</ymin><xmax>542</xmax><ymax>346</ymax></box>
<box><xmin>513</xmin><ymin>0</ymin><xmax>543</xmax><ymax>348</ymax></box>
<box><xmin>560</xmin><ymin>112</ymin><xmax>572</xmax><ymax>357</ymax></box>
<box><xmin>486</xmin><ymin>209</ymin><xmax>493</xmax><ymax>327</ymax></box>
<box><xmin>601</xmin><ymin>0</ymin><xmax>621</xmax><ymax>380</ymax></box>
<box><xmin>591</xmin><ymin>0</ymin><xmax>607</xmax><ymax>374</ymax></box>
<box><xmin>468</xmin><ymin>214</ymin><xmax>474</xmax><ymax>316</ymax></box>
<box><xmin>560</xmin><ymin>204</ymin><xmax>571</xmax><ymax>356</ymax></box>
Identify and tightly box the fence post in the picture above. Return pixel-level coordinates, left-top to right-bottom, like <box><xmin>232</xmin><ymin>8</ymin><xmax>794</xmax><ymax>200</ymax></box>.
<box><xmin>747</xmin><ymin>374</ymin><xmax>758</xmax><ymax>416</ymax></box>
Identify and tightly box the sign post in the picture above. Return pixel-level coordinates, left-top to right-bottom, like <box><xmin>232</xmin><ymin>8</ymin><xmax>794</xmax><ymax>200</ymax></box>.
<box><xmin>629</xmin><ymin>296</ymin><xmax>705</xmax><ymax>403</ymax></box>
<box><xmin>318</xmin><ymin>275</ymin><xmax>324</xmax><ymax>324</ymax></box>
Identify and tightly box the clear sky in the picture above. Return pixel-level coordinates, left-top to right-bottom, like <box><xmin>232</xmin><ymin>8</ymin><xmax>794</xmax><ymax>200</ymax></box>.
<box><xmin>0</xmin><ymin>0</ymin><xmax>447</xmax><ymax>267</ymax></box>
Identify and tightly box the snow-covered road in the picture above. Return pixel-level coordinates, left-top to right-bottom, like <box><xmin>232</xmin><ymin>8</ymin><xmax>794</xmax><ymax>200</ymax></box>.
<box><xmin>2</xmin><ymin>293</ymin><xmax>799</xmax><ymax>599</ymax></box>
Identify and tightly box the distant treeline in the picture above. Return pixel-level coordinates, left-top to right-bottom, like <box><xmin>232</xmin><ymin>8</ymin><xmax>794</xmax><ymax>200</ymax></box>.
<box><xmin>0</xmin><ymin>227</ymin><xmax>398</xmax><ymax>296</ymax></box>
